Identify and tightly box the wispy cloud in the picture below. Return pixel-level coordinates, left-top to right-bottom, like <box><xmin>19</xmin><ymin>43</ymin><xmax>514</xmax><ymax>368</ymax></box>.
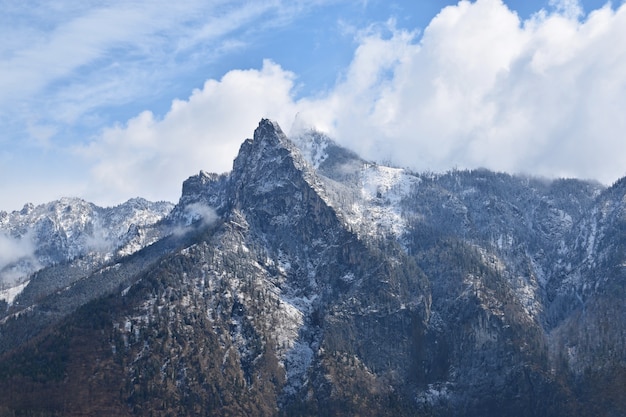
<box><xmin>1</xmin><ymin>2</ymin><xmax>178</xmax><ymax>100</ymax></box>
<box><xmin>0</xmin><ymin>0</ymin><xmax>326</xmax><ymax>145</ymax></box>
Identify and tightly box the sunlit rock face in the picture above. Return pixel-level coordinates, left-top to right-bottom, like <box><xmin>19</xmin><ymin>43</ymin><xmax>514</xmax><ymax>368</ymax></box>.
<box><xmin>0</xmin><ymin>119</ymin><xmax>623</xmax><ymax>417</ymax></box>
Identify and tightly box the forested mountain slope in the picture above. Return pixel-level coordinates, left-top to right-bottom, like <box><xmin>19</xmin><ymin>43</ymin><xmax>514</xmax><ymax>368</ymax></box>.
<box><xmin>0</xmin><ymin>119</ymin><xmax>623</xmax><ymax>416</ymax></box>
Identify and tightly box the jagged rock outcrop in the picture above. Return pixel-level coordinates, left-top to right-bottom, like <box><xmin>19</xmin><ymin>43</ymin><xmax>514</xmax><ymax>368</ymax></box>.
<box><xmin>0</xmin><ymin>119</ymin><xmax>624</xmax><ymax>416</ymax></box>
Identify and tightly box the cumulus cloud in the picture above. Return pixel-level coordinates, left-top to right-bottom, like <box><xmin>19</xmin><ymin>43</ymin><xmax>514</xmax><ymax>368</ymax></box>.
<box><xmin>81</xmin><ymin>0</ymin><xmax>626</xmax><ymax>207</ymax></box>
<box><xmin>303</xmin><ymin>0</ymin><xmax>626</xmax><ymax>184</ymax></box>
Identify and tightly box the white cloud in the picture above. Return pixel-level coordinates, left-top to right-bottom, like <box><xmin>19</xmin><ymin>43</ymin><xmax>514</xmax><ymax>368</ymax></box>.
<box><xmin>0</xmin><ymin>1</ymin><xmax>189</xmax><ymax>102</ymax></box>
<box><xmin>302</xmin><ymin>0</ymin><xmax>626</xmax><ymax>184</ymax></box>
<box><xmin>0</xmin><ymin>233</ymin><xmax>33</xmax><ymax>268</ymax></box>
<box><xmin>184</xmin><ymin>202</ymin><xmax>218</xmax><ymax>225</ymax></box>
<box><xmin>76</xmin><ymin>0</ymin><xmax>626</xmax><ymax>207</ymax></box>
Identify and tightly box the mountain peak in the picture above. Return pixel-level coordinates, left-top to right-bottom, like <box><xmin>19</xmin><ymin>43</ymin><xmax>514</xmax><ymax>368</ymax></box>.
<box><xmin>232</xmin><ymin>119</ymin><xmax>308</xmax><ymax>182</ymax></box>
<box><xmin>255</xmin><ymin>118</ymin><xmax>285</xmax><ymax>141</ymax></box>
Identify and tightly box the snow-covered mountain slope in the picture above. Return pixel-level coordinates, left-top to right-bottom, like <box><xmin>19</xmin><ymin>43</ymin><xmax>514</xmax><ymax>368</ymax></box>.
<box><xmin>0</xmin><ymin>119</ymin><xmax>624</xmax><ymax>417</ymax></box>
<box><xmin>0</xmin><ymin>197</ymin><xmax>173</xmax><ymax>304</ymax></box>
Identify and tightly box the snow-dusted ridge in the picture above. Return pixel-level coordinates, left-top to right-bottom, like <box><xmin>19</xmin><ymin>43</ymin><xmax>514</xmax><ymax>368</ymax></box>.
<box><xmin>352</xmin><ymin>163</ymin><xmax>421</xmax><ymax>238</ymax></box>
<box><xmin>289</xmin><ymin>125</ymin><xmax>422</xmax><ymax>239</ymax></box>
<box><xmin>0</xmin><ymin>197</ymin><xmax>173</xmax><ymax>304</ymax></box>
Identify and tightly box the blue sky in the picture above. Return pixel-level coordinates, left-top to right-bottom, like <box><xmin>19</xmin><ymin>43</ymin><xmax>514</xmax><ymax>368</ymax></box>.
<box><xmin>1</xmin><ymin>0</ymin><xmax>625</xmax><ymax>210</ymax></box>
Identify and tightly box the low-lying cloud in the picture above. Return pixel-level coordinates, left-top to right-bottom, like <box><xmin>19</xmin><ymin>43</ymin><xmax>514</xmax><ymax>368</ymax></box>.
<box><xmin>82</xmin><ymin>0</ymin><xmax>626</xmax><ymax>206</ymax></box>
<box><xmin>0</xmin><ymin>231</ymin><xmax>38</xmax><ymax>286</ymax></box>
<box><xmin>170</xmin><ymin>202</ymin><xmax>220</xmax><ymax>237</ymax></box>
<box><xmin>183</xmin><ymin>202</ymin><xmax>219</xmax><ymax>227</ymax></box>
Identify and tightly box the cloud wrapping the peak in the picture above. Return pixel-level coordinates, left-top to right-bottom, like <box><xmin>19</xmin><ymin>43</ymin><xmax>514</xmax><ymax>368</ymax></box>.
<box><xmin>80</xmin><ymin>0</ymin><xmax>626</xmax><ymax>205</ymax></box>
<box><xmin>305</xmin><ymin>0</ymin><xmax>626</xmax><ymax>183</ymax></box>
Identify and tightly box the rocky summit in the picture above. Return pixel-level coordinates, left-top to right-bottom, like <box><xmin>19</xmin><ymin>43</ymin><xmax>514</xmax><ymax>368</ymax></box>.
<box><xmin>0</xmin><ymin>119</ymin><xmax>624</xmax><ymax>416</ymax></box>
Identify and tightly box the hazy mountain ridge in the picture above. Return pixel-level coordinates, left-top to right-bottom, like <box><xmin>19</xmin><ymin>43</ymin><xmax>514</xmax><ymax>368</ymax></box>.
<box><xmin>0</xmin><ymin>119</ymin><xmax>624</xmax><ymax>416</ymax></box>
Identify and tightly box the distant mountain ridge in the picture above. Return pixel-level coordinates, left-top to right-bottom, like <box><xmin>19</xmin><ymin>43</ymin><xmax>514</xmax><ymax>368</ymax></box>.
<box><xmin>0</xmin><ymin>197</ymin><xmax>173</xmax><ymax>296</ymax></box>
<box><xmin>0</xmin><ymin>119</ymin><xmax>624</xmax><ymax>416</ymax></box>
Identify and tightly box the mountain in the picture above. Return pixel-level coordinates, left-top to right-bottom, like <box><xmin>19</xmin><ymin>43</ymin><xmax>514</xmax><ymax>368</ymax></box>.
<box><xmin>0</xmin><ymin>197</ymin><xmax>173</xmax><ymax>283</ymax></box>
<box><xmin>0</xmin><ymin>197</ymin><xmax>174</xmax><ymax>354</ymax></box>
<box><xmin>0</xmin><ymin>197</ymin><xmax>173</xmax><ymax>302</ymax></box>
<box><xmin>0</xmin><ymin>119</ymin><xmax>624</xmax><ymax>416</ymax></box>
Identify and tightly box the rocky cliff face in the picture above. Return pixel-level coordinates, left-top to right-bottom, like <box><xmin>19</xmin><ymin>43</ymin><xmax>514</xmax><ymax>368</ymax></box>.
<box><xmin>0</xmin><ymin>119</ymin><xmax>624</xmax><ymax>416</ymax></box>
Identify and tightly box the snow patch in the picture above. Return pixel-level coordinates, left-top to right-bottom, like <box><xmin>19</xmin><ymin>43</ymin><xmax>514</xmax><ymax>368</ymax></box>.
<box><xmin>289</xmin><ymin>123</ymin><xmax>330</xmax><ymax>170</ymax></box>
<box><xmin>0</xmin><ymin>280</ymin><xmax>29</xmax><ymax>305</ymax></box>
<box><xmin>346</xmin><ymin>164</ymin><xmax>420</xmax><ymax>238</ymax></box>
